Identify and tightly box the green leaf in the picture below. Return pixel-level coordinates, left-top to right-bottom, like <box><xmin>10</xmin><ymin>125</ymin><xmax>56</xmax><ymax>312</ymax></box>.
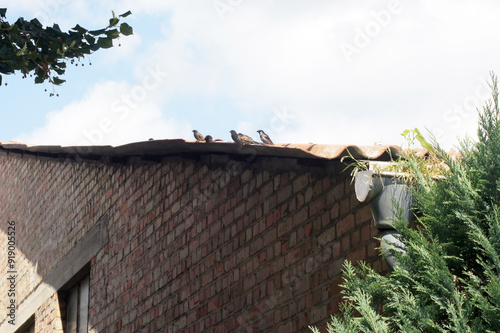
<box><xmin>89</xmin><ymin>28</ymin><xmax>106</xmax><ymax>36</ymax></box>
<box><xmin>109</xmin><ymin>17</ymin><xmax>119</xmax><ymax>27</ymax></box>
<box><xmin>0</xmin><ymin>44</ymin><xmax>8</xmax><ymax>56</ymax></box>
<box><xmin>120</xmin><ymin>23</ymin><xmax>133</xmax><ymax>36</ymax></box>
<box><xmin>72</xmin><ymin>24</ymin><xmax>88</xmax><ymax>34</ymax></box>
<box><xmin>85</xmin><ymin>35</ymin><xmax>96</xmax><ymax>46</ymax></box>
<box><xmin>0</xmin><ymin>74</ymin><xmax>2</xmax><ymax>86</ymax></box>
<box><xmin>0</xmin><ymin>62</ymin><xmax>14</xmax><ymax>74</ymax></box>
<box><xmin>30</xmin><ymin>18</ymin><xmax>42</xmax><ymax>28</ymax></box>
<box><xmin>413</xmin><ymin>128</ymin><xmax>434</xmax><ymax>152</ymax></box>
<box><xmin>119</xmin><ymin>10</ymin><xmax>132</xmax><ymax>18</ymax></box>
<box><xmin>1</xmin><ymin>23</ymin><xmax>13</xmax><ymax>31</ymax></box>
<box><xmin>51</xmin><ymin>76</ymin><xmax>66</xmax><ymax>85</ymax></box>
<box><xmin>52</xmin><ymin>23</ymin><xmax>62</xmax><ymax>32</ymax></box>
<box><xmin>97</xmin><ymin>37</ymin><xmax>113</xmax><ymax>49</ymax></box>
<box><xmin>53</xmin><ymin>67</ymin><xmax>65</xmax><ymax>75</ymax></box>
<box><xmin>15</xmin><ymin>43</ymin><xmax>26</xmax><ymax>56</ymax></box>
<box><xmin>34</xmin><ymin>75</ymin><xmax>44</xmax><ymax>84</ymax></box>
<box><xmin>0</xmin><ymin>8</ymin><xmax>6</xmax><ymax>18</ymax></box>
<box><xmin>105</xmin><ymin>29</ymin><xmax>120</xmax><ymax>39</ymax></box>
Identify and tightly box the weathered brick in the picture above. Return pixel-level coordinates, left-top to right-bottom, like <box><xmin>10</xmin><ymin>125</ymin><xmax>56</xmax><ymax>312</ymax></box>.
<box><xmin>347</xmin><ymin>246</ymin><xmax>366</xmax><ymax>263</ymax></box>
<box><xmin>263</xmin><ymin>227</ymin><xmax>277</xmax><ymax>247</ymax></box>
<box><xmin>361</xmin><ymin>224</ymin><xmax>372</xmax><ymax>243</ymax></box>
<box><xmin>277</xmin><ymin>217</ymin><xmax>293</xmax><ymax>237</ymax></box>
<box><xmin>0</xmin><ymin>144</ymin><xmax>383</xmax><ymax>333</ymax></box>
<box><xmin>277</xmin><ymin>185</ymin><xmax>292</xmax><ymax>204</ymax></box>
<box><xmin>293</xmin><ymin>206</ymin><xmax>309</xmax><ymax>225</ymax></box>
<box><xmin>318</xmin><ymin>225</ymin><xmax>336</xmax><ymax>246</ymax></box>
<box><xmin>293</xmin><ymin>174</ymin><xmax>309</xmax><ymax>193</ymax></box>
<box><xmin>337</xmin><ymin>214</ymin><xmax>355</xmax><ymax>237</ymax></box>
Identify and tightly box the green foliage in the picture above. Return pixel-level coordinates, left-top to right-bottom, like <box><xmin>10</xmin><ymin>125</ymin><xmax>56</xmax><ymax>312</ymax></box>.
<box><xmin>0</xmin><ymin>8</ymin><xmax>133</xmax><ymax>86</ymax></box>
<box><xmin>342</xmin><ymin>127</ymin><xmax>446</xmax><ymax>187</ymax></box>
<box><xmin>311</xmin><ymin>72</ymin><xmax>500</xmax><ymax>332</ymax></box>
<box><xmin>401</xmin><ymin>128</ymin><xmax>435</xmax><ymax>154</ymax></box>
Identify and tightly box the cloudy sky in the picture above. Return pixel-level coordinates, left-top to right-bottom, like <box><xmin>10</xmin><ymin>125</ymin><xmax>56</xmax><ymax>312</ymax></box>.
<box><xmin>2</xmin><ymin>1</ymin><xmax>500</xmax><ymax>150</ymax></box>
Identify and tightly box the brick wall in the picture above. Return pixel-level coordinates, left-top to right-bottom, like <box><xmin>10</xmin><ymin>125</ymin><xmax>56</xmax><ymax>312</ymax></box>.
<box><xmin>0</xmin><ymin>149</ymin><xmax>385</xmax><ymax>332</ymax></box>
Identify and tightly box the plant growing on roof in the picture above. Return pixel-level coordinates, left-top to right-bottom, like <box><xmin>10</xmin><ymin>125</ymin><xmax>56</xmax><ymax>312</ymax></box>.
<box><xmin>310</xmin><ymin>72</ymin><xmax>500</xmax><ymax>332</ymax></box>
<box><xmin>342</xmin><ymin>126</ymin><xmax>448</xmax><ymax>184</ymax></box>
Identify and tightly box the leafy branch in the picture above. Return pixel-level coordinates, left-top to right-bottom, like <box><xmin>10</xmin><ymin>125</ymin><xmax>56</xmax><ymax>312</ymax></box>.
<box><xmin>0</xmin><ymin>8</ymin><xmax>133</xmax><ymax>86</ymax></box>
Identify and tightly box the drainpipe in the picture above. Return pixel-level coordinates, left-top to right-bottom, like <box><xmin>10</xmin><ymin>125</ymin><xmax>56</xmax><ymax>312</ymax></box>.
<box><xmin>354</xmin><ymin>167</ymin><xmax>414</xmax><ymax>270</ymax></box>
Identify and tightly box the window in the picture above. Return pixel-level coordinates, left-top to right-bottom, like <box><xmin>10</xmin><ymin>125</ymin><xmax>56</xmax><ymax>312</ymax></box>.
<box><xmin>65</xmin><ymin>275</ymin><xmax>89</xmax><ymax>333</ymax></box>
<box><xmin>14</xmin><ymin>316</ymin><xmax>34</xmax><ymax>333</ymax></box>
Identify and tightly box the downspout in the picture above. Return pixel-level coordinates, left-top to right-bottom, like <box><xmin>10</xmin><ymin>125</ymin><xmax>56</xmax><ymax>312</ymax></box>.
<box><xmin>354</xmin><ymin>168</ymin><xmax>414</xmax><ymax>270</ymax></box>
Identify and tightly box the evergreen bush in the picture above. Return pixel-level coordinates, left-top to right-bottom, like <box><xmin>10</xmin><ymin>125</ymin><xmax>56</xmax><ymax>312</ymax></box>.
<box><xmin>311</xmin><ymin>73</ymin><xmax>500</xmax><ymax>333</ymax></box>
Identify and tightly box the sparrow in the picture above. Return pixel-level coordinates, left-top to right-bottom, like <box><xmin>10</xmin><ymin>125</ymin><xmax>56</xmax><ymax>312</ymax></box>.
<box><xmin>257</xmin><ymin>130</ymin><xmax>274</xmax><ymax>145</ymax></box>
<box><xmin>230</xmin><ymin>130</ymin><xmax>242</xmax><ymax>145</ymax></box>
<box><xmin>192</xmin><ymin>130</ymin><xmax>205</xmax><ymax>142</ymax></box>
<box><xmin>238</xmin><ymin>132</ymin><xmax>260</xmax><ymax>145</ymax></box>
<box><xmin>204</xmin><ymin>135</ymin><xmax>214</xmax><ymax>143</ymax></box>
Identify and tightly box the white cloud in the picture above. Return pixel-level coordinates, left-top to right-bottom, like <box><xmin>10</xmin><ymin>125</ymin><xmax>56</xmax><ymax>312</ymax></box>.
<box><xmin>11</xmin><ymin>1</ymin><xmax>500</xmax><ymax>149</ymax></box>
<box><xmin>16</xmin><ymin>80</ymin><xmax>191</xmax><ymax>146</ymax></box>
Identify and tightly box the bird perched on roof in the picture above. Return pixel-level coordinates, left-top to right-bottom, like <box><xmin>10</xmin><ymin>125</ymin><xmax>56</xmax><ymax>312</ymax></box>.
<box><xmin>238</xmin><ymin>133</ymin><xmax>260</xmax><ymax>145</ymax></box>
<box><xmin>192</xmin><ymin>130</ymin><xmax>204</xmax><ymax>142</ymax></box>
<box><xmin>257</xmin><ymin>130</ymin><xmax>274</xmax><ymax>145</ymax></box>
<box><xmin>230</xmin><ymin>130</ymin><xmax>242</xmax><ymax>145</ymax></box>
<box><xmin>204</xmin><ymin>135</ymin><xmax>214</xmax><ymax>143</ymax></box>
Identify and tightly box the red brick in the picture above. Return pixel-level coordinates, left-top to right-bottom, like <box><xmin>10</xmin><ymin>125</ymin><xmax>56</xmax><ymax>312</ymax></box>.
<box><xmin>277</xmin><ymin>217</ymin><xmax>293</xmax><ymax>237</ymax></box>
<box><xmin>277</xmin><ymin>185</ymin><xmax>291</xmax><ymax>205</ymax></box>
<box><xmin>304</xmin><ymin>222</ymin><xmax>312</xmax><ymax>237</ymax></box>
<box><xmin>367</xmin><ymin>240</ymin><xmax>379</xmax><ymax>259</ymax></box>
<box><xmin>263</xmin><ymin>227</ymin><xmax>277</xmax><ymax>246</ymax></box>
<box><xmin>347</xmin><ymin>246</ymin><xmax>366</xmax><ymax>263</ymax></box>
<box><xmin>309</xmin><ymin>195</ymin><xmax>327</xmax><ymax>217</ymax></box>
<box><xmin>356</xmin><ymin>205</ymin><xmax>373</xmax><ymax>224</ymax></box>
<box><xmin>208</xmin><ymin>298</ymin><xmax>219</xmax><ymax>312</ymax></box>
<box><xmin>274</xmin><ymin>208</ymin><xmax>281</xmax><ymax>223</ymax></box>
<box><xmin>339</xmin><ymin>197</ymin><xmax>350</xmax><ymax>216</ymax></box>
<box><xmin>260</xmin><ymin>181</ymin><xmax>274</xmax><ymax>199</ymax></box>
<box><xmin>227</xmin><ymin>178</ymin><xmax>241</xmax><ymax>195</ymax></box>
<box><xmin>351</xmin><ymin>229</ymin><xmax>361</xmax><ymax>247</ymax></box>
<box><xmin>285</xmin><ymin>247</ymin><xmax>301</xmax><ymax>266</ymax></box>
<box><xmin>266</xmin><ymin>213</ymin><xmax>274</xmax><ymax>228</ymax></box>
<box><xmin>331</xmin><ymin>202</ymin><xmax>339</xmax><ymax>220</ymax></box>
<box><xmin>341</xmin><ymin>236</ymin><xmax>351</xmax><ymax>254</ymax></box>
<box><xmin>293</xmin><ymin>207</ymin><xmax>308</xmax><ymax>225</ymax></box>
<box><xmin>337</xmin><ymin>214</ymin><xmax>355</xmax><ymax>237</ymax></box>
<box><xmin>361</xmin><ymin>224</ymin><xmax>372</xmax><ymax>243</ymax></box>
<box><xmin>2</xmin><ymin>144</ymin><xmax>385</xmax><ymax>333</ymax></box>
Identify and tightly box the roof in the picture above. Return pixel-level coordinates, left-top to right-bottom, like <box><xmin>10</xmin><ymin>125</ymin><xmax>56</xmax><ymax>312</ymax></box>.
<box><xmin>0</xmin><ymin>139</ymin><xmax>428</xmax><ymax>161</ymax></box>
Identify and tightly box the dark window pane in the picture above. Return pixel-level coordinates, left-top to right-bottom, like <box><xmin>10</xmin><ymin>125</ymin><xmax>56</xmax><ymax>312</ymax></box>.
<box><xmin>77</xmin><ymin>275</ymin><xmax>90</xmax><ymax>333</ymax></box>
<box><xmin>67</xmin><ymin>286</ymin><xmax>79</xmax><ymax>333</ymax></box>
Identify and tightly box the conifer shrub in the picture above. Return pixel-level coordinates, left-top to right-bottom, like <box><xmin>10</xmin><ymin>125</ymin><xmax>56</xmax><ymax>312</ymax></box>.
<box><xmin>310</xmin><ymin>73</ymin><xmax>500</xmax><ymax>332</ymax></box>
